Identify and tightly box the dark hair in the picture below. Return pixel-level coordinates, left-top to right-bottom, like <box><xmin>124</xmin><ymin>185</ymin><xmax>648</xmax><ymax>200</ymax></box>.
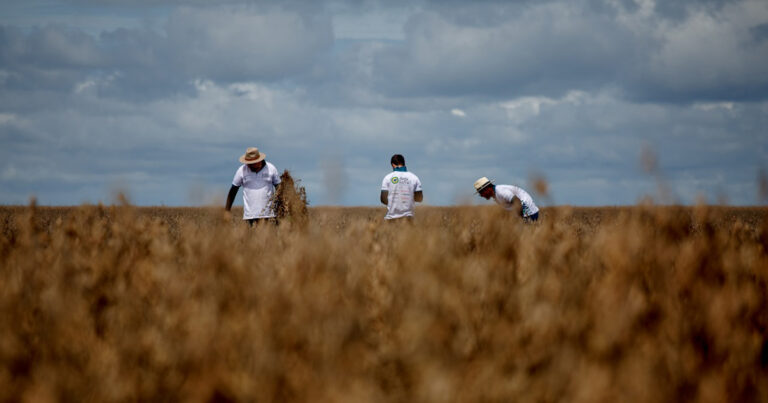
<box><xmin>391</xmin><ymin>154</ymin><xmax>405</xmax><ymax>166</ymax></box>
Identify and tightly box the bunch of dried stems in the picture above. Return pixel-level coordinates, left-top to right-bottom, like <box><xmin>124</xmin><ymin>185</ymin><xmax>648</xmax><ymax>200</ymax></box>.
<box><xmin>270</xmin><ymin>170</ymin><xmax>309</xmax><ymax>226</ymax></box>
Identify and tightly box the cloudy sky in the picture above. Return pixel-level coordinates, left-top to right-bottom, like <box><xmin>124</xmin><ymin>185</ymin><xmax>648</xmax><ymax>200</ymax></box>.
<box><xmin>1</xmin><ymin>0</ymin><xmax>766</xmax><ymax>207</ymax></box>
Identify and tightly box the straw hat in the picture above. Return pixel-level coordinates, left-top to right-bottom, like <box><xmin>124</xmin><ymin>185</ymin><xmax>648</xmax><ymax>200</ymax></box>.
<box><xmin>474</xmin><ymin>177</ymin><xmax>493</xmax><ymax>193</ymax></box>
<box><xmin>239</xmin><ymin>147</ymin><xmax>266</xmax><ymax>164</ymax></box>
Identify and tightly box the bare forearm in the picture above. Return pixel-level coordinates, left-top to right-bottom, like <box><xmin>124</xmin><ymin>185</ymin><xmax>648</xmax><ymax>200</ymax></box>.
<box><xmin>380</xmin><ymin>191</ymin><xmax>388</xmax><ymax>205</ymax></box>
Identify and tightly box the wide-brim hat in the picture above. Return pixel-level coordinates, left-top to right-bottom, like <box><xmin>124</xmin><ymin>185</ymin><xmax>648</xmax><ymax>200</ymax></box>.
<box><xmin>474</xmin><ymin>177</ymin><xmax>493</xmax><ymax>193</ymax></box>
<box><xmin>239</xmin><ymin>147</ymin><xmax>266</xmax><ymax>164</ymax></box>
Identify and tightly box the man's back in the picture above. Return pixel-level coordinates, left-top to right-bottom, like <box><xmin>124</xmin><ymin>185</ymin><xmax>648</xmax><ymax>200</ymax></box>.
<box><xmin>381</xmin><ymin>171</ymin><xmax>422</xmax><ymax>219</ymax></box>
<box><xmin>494</xmin><ymin>184</ymin><xmax>539</xmax><ymax>217</ymax></box>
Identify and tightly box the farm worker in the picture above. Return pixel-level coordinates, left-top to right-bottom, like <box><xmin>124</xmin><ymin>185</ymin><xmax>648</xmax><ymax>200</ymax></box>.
<box><xmin>225</xmin><ymin>147</ymin><xmax>281</xmax><ymax>225</ymax></box>
<box><xmin>380</xmin><ymin>154</ymin><xmax>423</xmax><ymax>221</ymax></box>
<box><xmin>474</xmin><ymin>177</ymin><xmax>540</xmax><ymax>222</ymax></box>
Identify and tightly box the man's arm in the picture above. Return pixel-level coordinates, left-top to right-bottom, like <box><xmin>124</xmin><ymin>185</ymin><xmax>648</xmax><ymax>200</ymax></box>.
<box><xmin>225</xmin><ymin>185</ymin><xmax>240</xmax><ymax>211</ymax></box>
<box><xmin>380</xmin><ymin>190</ymin><xmax>388</xmax><ymax>205</ymax></box>
<box><xmin>414</xmin><ymin>191</ymin><xmax>423</xmax><ymax>202</ymax></box>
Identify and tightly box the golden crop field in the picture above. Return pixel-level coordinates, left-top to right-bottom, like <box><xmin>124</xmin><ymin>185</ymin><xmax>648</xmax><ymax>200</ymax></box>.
<box><xmin>1</xmin><ymin>198</ymin><xmax>767</xmax><ymax>401</ymax></box>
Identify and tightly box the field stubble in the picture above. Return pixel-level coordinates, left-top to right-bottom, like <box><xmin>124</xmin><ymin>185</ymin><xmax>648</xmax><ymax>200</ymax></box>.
<box><xmin>1</xmin><ymin>202</ymin><xmax>767</xmax><ymax>402</ymax></box>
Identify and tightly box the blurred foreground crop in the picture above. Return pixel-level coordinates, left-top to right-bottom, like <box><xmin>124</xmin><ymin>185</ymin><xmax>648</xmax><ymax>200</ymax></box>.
<box><xmin>1</xmin><ymin>203</ymin><xmax>767</xmax><ymax>402</ymax></box>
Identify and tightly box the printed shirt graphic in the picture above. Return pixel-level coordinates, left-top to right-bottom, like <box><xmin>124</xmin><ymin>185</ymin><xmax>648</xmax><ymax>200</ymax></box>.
<box><xmin>232</xmin><ymin>162</ymin><xmax>281</xmax><ymax>219</ymax></box>
<box><xmin>493</xmin><ymin>185</ymin><xmax>539</xmax><ymax>217</ymax></box>
<box><xmin>381</xmin><ymin>171</ymin><xmax>422</xmax><ymax>219</ymax></box>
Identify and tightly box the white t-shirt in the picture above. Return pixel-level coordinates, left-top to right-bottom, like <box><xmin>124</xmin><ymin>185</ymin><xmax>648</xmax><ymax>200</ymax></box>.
<box><xmin>493</xmin><ymin>184</ymin><xmax>539</xmax><ymax>217</ymax></box>
<box><xmin>232</xmin><ymin>162</ymin><xmax>281</xmax><ymax>219</ymax></box>
<box><xmin>381</xmin><ymin>170</ymin><xmax>422</xmax><ymax>219</ymax></box>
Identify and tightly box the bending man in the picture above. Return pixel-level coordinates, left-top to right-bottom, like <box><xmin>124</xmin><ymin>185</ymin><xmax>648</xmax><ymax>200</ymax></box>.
<box><xmin>474</xmin><ymin>176</ymin><xmax>539</xmax><ymax>222</ymax></box>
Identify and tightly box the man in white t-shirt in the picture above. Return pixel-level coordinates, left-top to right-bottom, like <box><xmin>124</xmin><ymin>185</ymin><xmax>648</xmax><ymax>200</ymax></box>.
<box><xmin>380</xmin><ymin>154</ymin><xmax>423</xmax><ymax>220</ymax></box>
<box><xmin>225</xmin><ymin>147</ymin><xmax>282</xmax><ymax>225</ymax></box>
<box><xmin>474</xmin><ymin>176</ymin><xmax>540</xmax><ymax>222</ymax></box>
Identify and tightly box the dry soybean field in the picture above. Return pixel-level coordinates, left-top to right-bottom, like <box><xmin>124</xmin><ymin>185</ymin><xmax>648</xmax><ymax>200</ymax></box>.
<box><xmin>1</xmin><ymin>202</ymin><xmax>767</xmax><ymax>402</ymax></box>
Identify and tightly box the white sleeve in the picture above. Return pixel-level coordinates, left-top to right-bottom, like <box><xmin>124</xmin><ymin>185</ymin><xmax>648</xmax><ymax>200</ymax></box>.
<box><xmin>232</xmin><ymin>166</ymin><xmax>244</xmax><ymax>186</ymax></box>
<box><xmin>381</xmin><ymin>176</ymin><xmax>389</xmax><ymax>191</ymax></box>
<box><xmin>414</xmin><ymin>176</ymin><xmax>422</xmax><ymax>192</ymax></box>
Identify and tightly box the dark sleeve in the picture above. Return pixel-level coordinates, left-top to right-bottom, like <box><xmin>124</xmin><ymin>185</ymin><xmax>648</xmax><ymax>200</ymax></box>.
<box><xmin>225</xmin><ymin>184</ymin><xmax>240</xmax><ymax>211</ymax></box>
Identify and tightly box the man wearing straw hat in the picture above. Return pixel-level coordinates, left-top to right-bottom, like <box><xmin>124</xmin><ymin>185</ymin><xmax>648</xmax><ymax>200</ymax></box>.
<box><xmin>474</xmin><ymin>177</ymin><xmax>540</xmax><ymax>222</ymax></box>
<box><xmin>225</xmin><ymin>147</ymin><xmax>281</xmax><ymax>225</ymax></box>
<box><xmin>380</xmin><ymin>154</ymin><xmax>423</xmax><ymax>221</ymax></box>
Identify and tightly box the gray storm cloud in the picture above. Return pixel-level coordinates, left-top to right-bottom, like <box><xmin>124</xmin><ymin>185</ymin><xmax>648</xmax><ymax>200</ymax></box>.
<box><xmin>164</xmin><ymin>7</ymin><xmax>333</xmax><ymax>82</ymax></box>
<box><xmin>0</xmin><ymin>0</ymin><xmax>766</xmax><ymax>206</ymax></box>
<box><xmin>372</xmin><ymin>0</ymin><xmax>768</xmax><ymax>102</ymax></box>
<box><xmin>1</xmin><ymin>6</ymin><xmax>333</xmax><ymax>99</ymax></box>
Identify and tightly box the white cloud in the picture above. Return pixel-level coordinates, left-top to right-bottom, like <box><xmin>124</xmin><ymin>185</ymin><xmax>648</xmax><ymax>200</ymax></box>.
<box><xmin>694</xmin><ymin>102</ymin><xmax>735</xmax><ymax>111</ymax></box>
<box><xmin>450</xmin><ymin>108</ymin><xmax>466</xmax><ymax>117</ymax></box>
<box><xmin>74</xmin><ymin>80</ymin><xmax>97</xmax><ymax>94</ymax></box>
<box><xmin>499</xmin><ymin>91</ymin><xmax>592</xmax><ymax>123</ymax></box>
<box><xmin>500</xmin><ymin>97</ymin><xmax>554</xmax><ymax>122</ymax></box>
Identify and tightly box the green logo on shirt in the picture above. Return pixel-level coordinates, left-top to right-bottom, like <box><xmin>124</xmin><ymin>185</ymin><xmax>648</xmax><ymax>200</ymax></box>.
<box><xmin>391</xmin><ymin>177</ymin><xmax>399</xmax><ymax>184</ymax></box>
